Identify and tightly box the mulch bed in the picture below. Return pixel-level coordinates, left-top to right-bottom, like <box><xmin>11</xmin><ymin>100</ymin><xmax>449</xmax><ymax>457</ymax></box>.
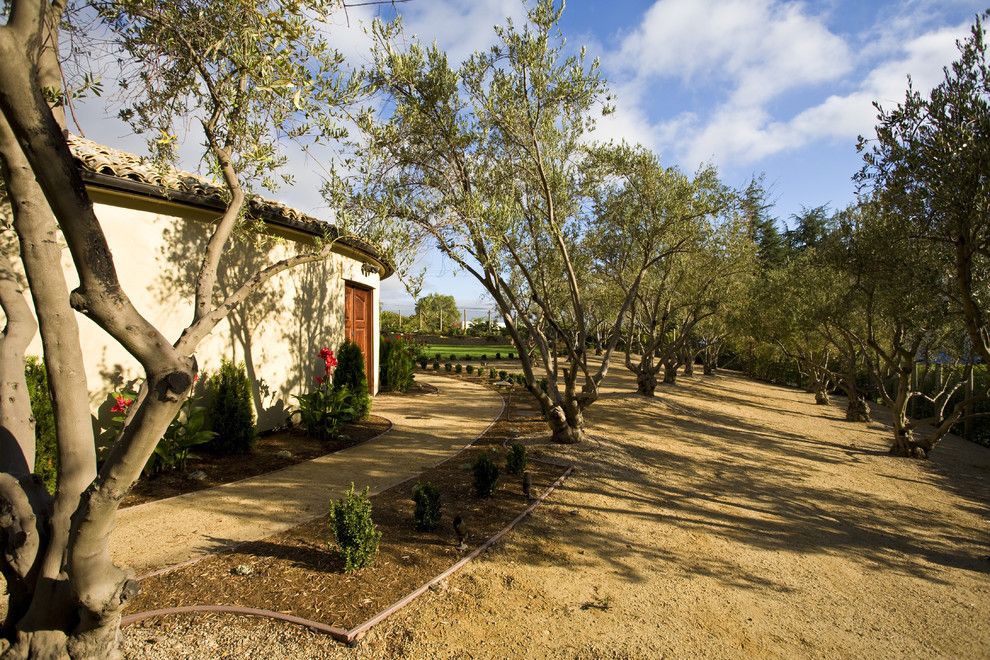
<box><xmin>126</xmin><ymin>384</ymin><xmax>565</xmax><ymax>631</ymax></box>
<box><xmin>377</xmin><ymin>380</ymin><xmax>439</xmax><ymax>397</ymax></box>
<box><xmin>122</xmin><ymin>415</ymin><xmax>392</xmax><ymax>508</ymax></box>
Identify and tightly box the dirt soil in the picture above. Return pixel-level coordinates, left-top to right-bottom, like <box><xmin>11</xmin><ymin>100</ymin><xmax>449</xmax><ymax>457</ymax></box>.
<box><xmin>122</xmin><ymin>416</ymin><xmax>392</xmax><ymax>508</ymax></box>
<box><xmin>121</xmin><ymin>368</ymin><xmax>990</xmax><ymax>659</ymax></box>
<box><xmin>124</xmin><ymin>394</ymin><xmax>562</xmax><ymax>630</ymax></box>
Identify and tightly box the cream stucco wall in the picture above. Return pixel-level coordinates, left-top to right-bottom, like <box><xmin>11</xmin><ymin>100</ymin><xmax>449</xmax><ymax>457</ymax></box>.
<box><xmin>25</xmin><ymin>194</ymin><xmax>382</xmax><ymax>432</ymax></box>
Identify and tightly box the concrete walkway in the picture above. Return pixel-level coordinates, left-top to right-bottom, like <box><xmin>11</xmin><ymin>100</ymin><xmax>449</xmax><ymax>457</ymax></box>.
<box><xmin>110</xmin><ymin>374</ymin><xmax>503</xmax><ymax>575</ymax></box>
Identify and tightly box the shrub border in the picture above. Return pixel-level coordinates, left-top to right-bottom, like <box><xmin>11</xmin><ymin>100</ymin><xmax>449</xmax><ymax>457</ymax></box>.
<box><xmin>121</xmin><ymin>381</ymin><xmax>574</xmax><ymax>646</ymax></box>
<box><xmin>121</xmin><ymin>462</ymin><xmax>572</xmax><ymax>645</ymax></box>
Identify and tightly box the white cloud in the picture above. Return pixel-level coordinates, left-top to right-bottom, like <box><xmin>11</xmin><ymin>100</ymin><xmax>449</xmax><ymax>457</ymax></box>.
<box><xmin>613</xmin><ymin>0</ymin><xmax>851</xmax><ymax>107</ymax></box>
<box><xmin>678</xmin><ymin>22</ymin><xmax>968</xmax><ymax>167</ymax></box>
<box><xmin>402</xmin><ymin>0</ymin><xmax>528</xmax><ymax>64</ymax></box>
<box><xmin>320</xmin><ymin>0</ymin><xmax>528</xmax><ymax>68</ymax></box>
<box><xmin>600</xmin><ymin>0</ymin><xmax>974</xmax><ymax>170</ymax></box>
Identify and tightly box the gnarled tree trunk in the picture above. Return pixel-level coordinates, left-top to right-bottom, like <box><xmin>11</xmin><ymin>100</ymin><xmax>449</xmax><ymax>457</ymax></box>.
<box><xmin>662</xmin><ymin>356</ymin><xmax>678</xmax><ymax>385</ymax></box>
<box><xmin>545</xmin><ymin>398</ymin><xmax>584</xmax><ymax>444</ymax></box>
<box><xmin>887</xmin><ymin>370</ymin><xmax>930</xmax><ymax>459</ymax></box>
<box><xmin>837</xmin><ymin>356</ymin><xmax>871</xmax><ymax>422</ymax></box>
<box><xmin>682</xmin><ymin>348</ymin><xmax>695</xmax><ymax>376</ymax></box>
<box><xmin>636</xmin><ymin>370</ymin><xmax>657</xmax><ymax>397</ymax></box>
<box><xmin>812</xmin><ymin>366</ymin><xmax>830</xmax><ymax>405</ymax></box>
<box><xmin>702</xmin><ymin>344</ymin><xmax>716</xmax><ymax>375</ymax></box>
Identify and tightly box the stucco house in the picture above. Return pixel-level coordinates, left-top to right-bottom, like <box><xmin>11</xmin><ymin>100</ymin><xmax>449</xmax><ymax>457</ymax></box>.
<box><xmin>27</xmin><ymin>135</ymin><xmax>391</xmax><ymax>431</ymax></box>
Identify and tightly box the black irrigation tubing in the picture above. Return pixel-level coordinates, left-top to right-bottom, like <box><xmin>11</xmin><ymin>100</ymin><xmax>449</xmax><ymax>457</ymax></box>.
<box><xmin>123</xmin><ymin>378</ymin><xmax>577</xmax><ymax>644</ymax></box>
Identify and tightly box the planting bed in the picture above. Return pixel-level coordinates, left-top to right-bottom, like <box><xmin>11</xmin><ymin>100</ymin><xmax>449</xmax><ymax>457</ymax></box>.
<box><xmin>424</xmin><ymin>344</ymin><xmax>515</xmax><ymax>359</ymax></box>
<box><xmin>123</xmin><ymin>389</ymin><xmax>563</xmax><ymax>634</ymax></box>
<box><xmin>376</xmin><ymin>380</ymin><xmax>439</xmax><ymax>397</ymax></box>
<box><xmin>122</xmin><ymin>415</ymin><xmax>392</xmax><ymax>508</ymax></box>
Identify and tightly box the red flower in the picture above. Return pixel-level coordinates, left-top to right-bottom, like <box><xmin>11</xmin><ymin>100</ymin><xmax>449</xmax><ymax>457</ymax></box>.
<box><xmin>314</xmin><ymin>375</ymin><xmax>324</xmax><ymax>386</ymax></box>
<box><xmin>110</xmin><ymin>395</ymin><xmax>134</xmax><ymax>414</ymax></box>
<box><xmin>318</xmin><ymin>347</ymin><xmax>338</xmax><ymax>372</ymax></box>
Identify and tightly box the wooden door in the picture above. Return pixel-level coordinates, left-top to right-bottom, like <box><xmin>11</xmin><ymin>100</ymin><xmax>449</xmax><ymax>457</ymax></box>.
<box><xmin>344</xmin><ymin>283</ymin><xmax>373</xmax><ymax>393</ymax></box>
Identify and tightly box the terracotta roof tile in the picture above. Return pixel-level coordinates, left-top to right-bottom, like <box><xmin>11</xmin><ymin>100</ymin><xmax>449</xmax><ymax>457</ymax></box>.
<box><xmin>64</xmin><ymin>135</ymin><xmax>391</xmax><ymax>277</ymax></box>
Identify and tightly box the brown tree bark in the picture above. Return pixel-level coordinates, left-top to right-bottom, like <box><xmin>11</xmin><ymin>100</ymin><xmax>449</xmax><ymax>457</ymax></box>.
<box><xmin>0</xmin><ymin>3</ymin><xmax>347</xmax><ymax>653</ymax></box>
<box><xmin>682</xmin><ymin>347</ymin><xmax>696</xmax><ymax>376</ymax></box>
<box><xmin>0</xmin><ymin>271</ymin><xmax>36</xmax><ymax>476</ymax></box>
<box><xmin>636</xmin><ymin>370</ymin><xmax>658</xmax><ymax>397</ymax></box>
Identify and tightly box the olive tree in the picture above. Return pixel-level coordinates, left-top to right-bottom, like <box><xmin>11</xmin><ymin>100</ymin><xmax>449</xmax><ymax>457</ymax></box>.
<box><xmin>623</xmin><ymin>211</ymin><xmax>750</xmax><ymax>395</ymax></box>
<box><xmin>0</xmin><ymin>0</ymin><xmax>374</xmax><ymax>655</ymax></box>
<box><xmin>588</xmin><ymin>155</ymin><xmax>741</xmax><ymax>396</ymax></box>
<box><xmin>751</xmin><ymin>254</ymin><xmax>837</xmax><ymax>405</ymax></box>
<box><xmin>361</xmin><ymin>3</ymin><xmax>671</xmax><ymax>442</ymax></box>
<box><xmin>829</xmin><ymin>201</ymin><xmax>960</xmax><ymax>457</ymax></box>
<box><xmin>859</xmin><ymin>11</ymin><xmax>990</xmax><ymax>367</ymax></box>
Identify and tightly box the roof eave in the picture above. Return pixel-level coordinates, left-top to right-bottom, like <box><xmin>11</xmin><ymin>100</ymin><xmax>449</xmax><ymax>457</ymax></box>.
<box><xmin>80</xmin><ymin>169</ymin><xmax>394</xmax><ymax>279</ymax></box>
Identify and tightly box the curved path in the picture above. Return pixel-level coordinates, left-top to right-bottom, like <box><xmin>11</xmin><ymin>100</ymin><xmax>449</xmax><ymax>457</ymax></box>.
<box><xmin>110</xmin><ymin>374</ymin><xmax>503</xmax><ymax>576</ymax></box>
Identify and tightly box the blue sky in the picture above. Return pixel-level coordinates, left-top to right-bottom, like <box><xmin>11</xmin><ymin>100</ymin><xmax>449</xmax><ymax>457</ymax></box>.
<box><xmin>71</xmin><ymin>0</ymin><xmax>988</xmax><ymax>315</ymax></box>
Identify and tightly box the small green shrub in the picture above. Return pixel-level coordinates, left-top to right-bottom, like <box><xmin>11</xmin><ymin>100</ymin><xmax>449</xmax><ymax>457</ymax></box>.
<box><xmin>466</xmin><ymin>364</ymin><xmax>474</xmax><ymax>375</ymax></box>
<box><xmin>506</xmin><ymin>442</ymin><xmax>527</xmax><ymax>475</ymax></box>
<box><xmin>508</xmin><ymin>352</ymin><xmax>515</xmax><ymax>359</ymax></box>
<box><xmin>495</xmin><ymin>352</ymin><xmax>502</xmax><ymax>360</ymax></box>
<box><xmin>381</xmin><ymin>337</ymin><xmax>415</xmax><ymax>392</ymax></box>
<box><xmin>481</xmin><ymin>354</ymin><xmax>488</xmax><ymax>361</ymax></box>
<box><xmin>417</xmin><ymin>355</ymin><xmax>428</xmax><ymax>369</ymax></box>
<box><xmin>25</xmin><ymin>357</ymin><xmax>56</xmax><ymax>493</ymax></box>
<box><xmin>206</xmin><ymin>360</ymin><xmax>255</xmax><ymax>455</ymax></box>
<box><xmin>432</xmin><ymin>359</ymin><xmax>440</xmax><ymax>371</ymax></box>
<box><xmin>489</xmin><ymin>368</ymin><xmax>497</xmax><ymax>379</ymax></box>
<box><xmin>449</xmin><ymin>353</ymin><xmax>457</xmax><ymax>361</ymax></box>
<box><xmin>472</xmin><ymin>452</ymin><xmax>500</xmax><ymax>497</ymax></box>
<box><xmin>333</xmin><ymin>341</ymin><xmax>371</xmax><ymax>420</ymax></box>
<box><xmin>434</xmin><ymin>352</ymin><xmax>442</xmax><ymax>361</ymax></box>
<box><xmin>445</xmin><ymin>362</ymin><xmax>452</xmax><ymax>373</ymax></box>
<box><xmin>412</xmin><ymin>481</ymin><xmax>442</xmax><ymax>531</ymax></box>
<box><xmin>499</xmin><ymin>370</ymin><xmax>508</xmax><ymax>381</ymax></box>
<box><xmin>329</xmin><ymin>484</ymin><xmax>381</xmax><ymax>572</ymax></box>
<box><xmin>465</xmin><ymin>354</ymin><xmax>473</xmax><ymax>361</ymax></box>
<box><xmin>455</xmin><ymin>363</ymin><xmax>462</xmax><ymax>374</ymax></box>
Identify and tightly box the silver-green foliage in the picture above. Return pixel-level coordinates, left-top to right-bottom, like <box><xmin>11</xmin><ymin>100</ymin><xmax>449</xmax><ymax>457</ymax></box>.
<box><xmin>360</xmin><ymin>1</ymin><xmax>616</xmax><ymax>442</ymax></box>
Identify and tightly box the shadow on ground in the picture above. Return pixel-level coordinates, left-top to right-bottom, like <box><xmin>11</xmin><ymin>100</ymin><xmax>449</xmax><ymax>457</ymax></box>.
<box><xmin>502</xmin><ymin>367</ymin><xmax>990</xmax><ymax>593</ymax></box>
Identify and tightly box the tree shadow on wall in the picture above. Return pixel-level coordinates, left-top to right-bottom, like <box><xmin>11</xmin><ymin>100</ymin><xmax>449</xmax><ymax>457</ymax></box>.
<box><xmin>281</xmin><ymin>258</ymin><xmax>339</xmax><ymax>396</ymax></box>
<box><xmin>156</xmin><ymin>216</ymin><xmax>293</xmax><ymax>427</ymax></box>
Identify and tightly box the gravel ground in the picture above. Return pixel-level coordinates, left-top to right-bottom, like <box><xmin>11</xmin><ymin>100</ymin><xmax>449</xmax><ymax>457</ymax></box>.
<box><xmin>121</xmin><ymin>367</ymin><xmax>990</xmax><ymax>659</ymax></box>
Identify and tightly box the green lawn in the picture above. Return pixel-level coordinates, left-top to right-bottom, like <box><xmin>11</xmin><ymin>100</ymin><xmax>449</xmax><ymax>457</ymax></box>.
<box><xmin>423</xmin><ymin>344</ymin><xmax>516</xmax><ymax>359</ymax></box>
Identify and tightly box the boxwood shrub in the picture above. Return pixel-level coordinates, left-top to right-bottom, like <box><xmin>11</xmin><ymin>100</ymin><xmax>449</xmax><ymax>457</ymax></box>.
<box><xmin>206</xmin><ymin>359</ymin><xmax>255</xmax><ymax>455</ymax></box>
<box><xmin>333</xmin><ymin>340</ymin><xmax>371</xmax><ymax>420</ymax></box>
<box><xmin>412</xmin><ymin>481</ymin><xmax>442</xmax><ymax>531</ymax></box>
<box><xmin>472</xmin><ymin>452</ymin><xmax>500</xmax><ymax>497</ymax></box>
<box><xmin>329</xmin><ymin>484</ymin><xmax>381</xmax><ymax>572</ymax></box>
